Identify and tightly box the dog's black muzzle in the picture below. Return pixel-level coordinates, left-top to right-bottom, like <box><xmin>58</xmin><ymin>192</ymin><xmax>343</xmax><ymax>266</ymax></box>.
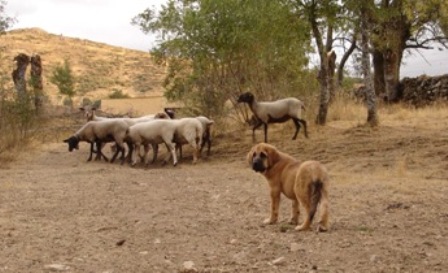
<box><xmin>252</xmin><ymin>158</ymin><xmax>266</xmax><ymax>173</ymax></box>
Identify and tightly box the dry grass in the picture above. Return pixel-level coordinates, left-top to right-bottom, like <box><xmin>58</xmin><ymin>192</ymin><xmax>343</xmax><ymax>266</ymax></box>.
<box><xmin>1</xmin><ymin>28</ymin><xmax>166</xmax><ymax>105</ymax></box>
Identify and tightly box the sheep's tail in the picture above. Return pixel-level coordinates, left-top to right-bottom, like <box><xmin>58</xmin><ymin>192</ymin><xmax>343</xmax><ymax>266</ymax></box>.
<box><xmin>309</xmin><ymin>179</ymin><xmax>323</xmax><ymax>222</ymax></box>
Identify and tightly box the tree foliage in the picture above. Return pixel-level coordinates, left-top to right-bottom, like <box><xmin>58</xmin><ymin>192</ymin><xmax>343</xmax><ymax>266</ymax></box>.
<box><xmin>0</xmin><ymin>0</ymin><xmax>14</xmax><ymax>34</ymax></box>
<box><xmin>133</xmin><ymin>0</ymin><xmax>312</xmax><ymax>119</ymax></box>
<box><xmin>50</xmin><ymin>59</ymin><xmax>76</xmax><ymax>103</ymax></box>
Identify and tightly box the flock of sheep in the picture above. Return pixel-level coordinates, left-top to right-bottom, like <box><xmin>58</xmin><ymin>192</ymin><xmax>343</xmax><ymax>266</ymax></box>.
<box><xmin>63</xmin><ymin>92</ymin><xmax>308</xmax><ymax>166</ymax></box>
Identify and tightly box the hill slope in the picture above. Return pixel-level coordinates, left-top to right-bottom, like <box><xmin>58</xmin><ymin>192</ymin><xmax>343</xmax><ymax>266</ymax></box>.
<box><xmin>1</xmin><ymin>28</ymin><xmax>166</xmax><ymax>104</ymax></box>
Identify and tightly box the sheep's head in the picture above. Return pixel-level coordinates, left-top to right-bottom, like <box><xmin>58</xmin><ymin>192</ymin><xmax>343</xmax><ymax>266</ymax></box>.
<box><xmin>237</xmin><ymin>92</ymin><xmax>254</xmax><ymax>104</ymax></box>
<box><xmin>79</xmin><ymin>106</ymin><xmax>96</xmax><ymax>121</ymax></box>
<box><xmin>63</xmin><ymin>136</ymin><xmax>80</xmax><ymax>152</ymax></box>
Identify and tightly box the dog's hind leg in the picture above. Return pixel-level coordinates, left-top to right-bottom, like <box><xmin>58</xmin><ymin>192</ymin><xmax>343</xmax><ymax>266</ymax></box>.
<box><xmin>317</xmin><ymin>188</ymin><xmax>329</xmax><ymax>232</ymax></box>
<box><xmin>289</xmin><ymin>199</ymin><xmax>300</xmax><ymax>225</ymax></box>
<box><xmin>294</xmin><ymin>200</ymin><xmax>312</xmax><ymax>231</ymax></box>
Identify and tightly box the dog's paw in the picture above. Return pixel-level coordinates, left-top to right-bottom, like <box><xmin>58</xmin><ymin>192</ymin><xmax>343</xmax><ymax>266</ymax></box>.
<box><xmin>317</xmin><ymin>224</ymin><xmax>328</xmax><ymax>232</ymax></box>
<box><xmin>263</xmin><ymin>218</ymin><xmax>277</xmax><ymax>225</ymax></box>
<box><xmin>294</xmin><ymin>224</ymin><xmax>311</xmax><ymax>231</ymax></box>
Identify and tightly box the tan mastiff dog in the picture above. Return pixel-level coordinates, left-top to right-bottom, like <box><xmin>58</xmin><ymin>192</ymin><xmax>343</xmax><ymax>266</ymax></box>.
<box><xmin>247</xmin><ymin>143</ymin><xmax>330</xmax><ymax>232</ymax></box>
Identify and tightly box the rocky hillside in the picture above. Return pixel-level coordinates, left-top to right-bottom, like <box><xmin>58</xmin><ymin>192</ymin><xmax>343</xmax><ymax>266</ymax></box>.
<box><xmin>0</xmin><ymin>28</ymin><xmax>166</xmax><ymax>104</ymax></box>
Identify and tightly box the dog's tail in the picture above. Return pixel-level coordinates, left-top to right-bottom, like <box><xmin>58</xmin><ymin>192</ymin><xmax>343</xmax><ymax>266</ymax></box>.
<box><xmin>309</xmin><ymin>179</ymin><xmax>323</xmax><ymax>222</ymax></box>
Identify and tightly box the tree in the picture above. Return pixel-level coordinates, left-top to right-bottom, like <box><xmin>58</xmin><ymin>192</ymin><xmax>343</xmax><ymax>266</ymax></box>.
<box><xmin>0</xmin><ymin>0</ymin><xmax>15</xmax><ymax>34</ymax></box>
<box><xmin>133</xmin><ymin>0</ymin><xmax>311</xmax><ymax>120</ymax></box>
<box><xmin>367</xmin><ymin>0</ymin><xmax>448</xmax><ymax>101</ymax></box>
<box><xmin>50</xmin><ymin>59</ymin><xmax>76</xmax><ymax>105</ymax></box>
<box><xmin>287</xmin><ymin>0</ymin><xmax>341</xmax><ymax>125</ymax></box>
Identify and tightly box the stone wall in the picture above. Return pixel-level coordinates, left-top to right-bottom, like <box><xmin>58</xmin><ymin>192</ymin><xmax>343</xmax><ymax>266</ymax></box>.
<box><xmin>353</xmin><ymin>74</ymin><xmax>448</xmax><ymax>106</ymax></box>
<box><xmin>399</xmin><ymin>74</ymin><xmax>448</xmax><ymax>106</ymax></box>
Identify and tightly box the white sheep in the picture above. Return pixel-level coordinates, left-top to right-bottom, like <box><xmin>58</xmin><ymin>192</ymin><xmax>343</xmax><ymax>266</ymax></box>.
<box><xmin>177</xmin><ymin>116</ymin><xmax>214</xmax><ymax>159</ymax></box>
<box><xmin>79</xmin><ymin>106</ymin><xmax>171</xmax><ymax>163</ymax></box>
<box><xmin>125</xmin><ymin>118</ymin><xmax>203</xmax><ymax>166</ymax></box>
<box><xmin>237</xmin><ymin>92</ymin><xmax>308</xmax><ymax>143</ymax></box>
<box><xmin>63</xmin><ymin>119</ymin><xmax>129</xmax><ymax>163</ymax></box>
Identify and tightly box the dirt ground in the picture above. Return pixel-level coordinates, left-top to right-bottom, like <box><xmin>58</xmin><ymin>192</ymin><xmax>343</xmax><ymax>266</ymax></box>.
<box><xmin>1</xmin><ymin>108</ymin><xmax>448</xmax><ymax>273</ymax></box>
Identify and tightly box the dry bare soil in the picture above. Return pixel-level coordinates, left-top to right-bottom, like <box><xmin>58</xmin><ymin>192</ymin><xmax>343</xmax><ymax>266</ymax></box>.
<box><xmin>1</xmin><ymin>106</ymin><xmax>448</xmax><ymax>273</ymax></box>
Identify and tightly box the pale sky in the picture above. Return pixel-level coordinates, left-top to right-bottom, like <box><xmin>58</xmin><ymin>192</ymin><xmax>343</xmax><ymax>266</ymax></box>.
<box><xmin>6</xmin><ymin>0</ymin><xmax>165</xmax><ymax>52</ymax></box>
<box><xmin>5</xmin><ymin>0</ymin><xmax>448</xmax><ymax>78</ymax></box>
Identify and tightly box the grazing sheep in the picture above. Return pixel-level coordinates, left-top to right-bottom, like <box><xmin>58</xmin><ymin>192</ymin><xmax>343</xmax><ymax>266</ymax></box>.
<box><xmin>237</xmin><ymin>92</ymin><xmax>308</xmax><ymax>143</ymax></box>
<box><xmin>177</xmin><ymin>116</ymin><xmax>214</xmax><ymax>159</ymax></box>
<box><xmin>124</xmin><ymin>120</ymin><xmax>178</xmax><ymax>166</ymax></box>
<box><xmin>63</xmin><ymin>120</ymin><xmax>129</xmax><ymax>163</ymax></box>
<box><xmin>125</xmin><ymin>118</ymin><xmax>203</xmax><ymax>166</ymax></box>
<box><xmin>172</xmin><ymin>118</ymin><xmax>204</xmax><ymax>163</ymax></box>
<box><xmin>79</xmin><ymin>106</ymin><xmax>170</xmax><ymax>163</ymax></box>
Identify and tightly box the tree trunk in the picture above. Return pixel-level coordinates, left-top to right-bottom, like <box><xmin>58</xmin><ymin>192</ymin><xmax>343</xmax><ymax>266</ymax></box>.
<box><xmin>30</xmin><ymin>54</ymin><xmax>44</xmax><ymax>114</ymax></box>
<box><xmin>316</xmin><ymin>65</ymin><xmax>330</xmax><ymax>125</ymax></box>
<box><xmin>383</xmin><ymin>48</ymin><xmax>403</xmax><ymax>102</ymax></box>
<box><xmin>327</xmin><ymin>50</ymin><xmax>337</xmax><ymax>104</ymax></box>
<box><xmin>360</xmin><ymin>9</ymin><xmax>378</xmax><ymax>126</ymax></box>
<box><xmin>372</xmin><ymin>50</ymin><xmax>385</xmax><ymax>97</ymax></box>
<box><xmin>12</xmin><ymin>53</ymin><xmax>30</xmax><ymax>100</ymax></box>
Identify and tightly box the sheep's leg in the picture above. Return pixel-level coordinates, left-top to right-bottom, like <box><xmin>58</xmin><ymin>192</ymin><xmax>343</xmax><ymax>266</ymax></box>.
<box><xmin>94</xmin><ymin>141</ymin><xmax>103</xmax><ymax>161</ymax></box>
<box><xmin>97</xmin><ymin>141</ymin><xmax>109</xmax><ymax>162</ymax></box>
<box><xmin>138</xmin><ymin>145</ymin><xmax>146</xmax><ymax>163</ymax></box>
<box><xmin>131</xmin><ymin>143</ymin><xmax>141</xmax><ymax>166</ymax></box>
<box><xmin>125</xmin><ymin>142</ymin><xmax>134</xmax><ymax>164</ymax></box>
<box><xmin>151</xmin><ymin>143</ymin><xmax>158</xmax><ymax>164</ymax></box>
<box><xmin>299</xmin><ymin>119</ymin><xmax>308</xmax><ymax>138</ymax></box>
<box><xmin>252</xmin><ymin>120</ymin><xmax>263</xmax><ymax>143</ymax></box>
<box><xmin>143</xmin><ymin>145</ymin><xmax>151</xmax><ymax>166</ymax></box>
<box><xmin>176</xmin><ymin>143</ymin><xmax>183</xmax><ymax>160</ymax></box>
<box><xmin>188</xmin><ymin>140</ymin><xmax>200</xmax><ymax>164</ymax></box>
<box><xmin>163</xmin><ymin>142</ymin><xmax>178</xmax><ymax>166</ymax></box>
<box><xmin>87</xmin><ymin>142</ymin><xmax>94</xmax><ymax>162</ymax></box>
<box><xmin>110</xmin><ymin>143</ymin><xmax>124</xmax><ymax>163</ymax></box>
<box><xmin>263</xmin><ymin>123</ymin><xmax>268</xmax><ymax>143</ymax></box>
<box><xmin>292</xmin><ymin>118</ymin><xmax>301</xmax><ymax>140</ymax></box>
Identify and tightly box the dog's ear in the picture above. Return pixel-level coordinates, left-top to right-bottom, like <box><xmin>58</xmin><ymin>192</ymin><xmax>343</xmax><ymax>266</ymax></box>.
<box><xmin>246</xmin><ymin>146</ymin><xmax>256</xmax><ymax>166</ymax></box>
<box><xmin>266</xmin><ymin>145</ymin><xmax>280</xmax><ymax>168</ymax></box>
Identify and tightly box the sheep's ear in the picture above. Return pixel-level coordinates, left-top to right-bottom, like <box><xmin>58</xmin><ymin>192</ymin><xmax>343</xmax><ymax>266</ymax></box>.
<box><xmin>79</xmin><ymin>107</ymin><xmax>85</xmax><ymax>111</ymax></box>
<box><xmin>91</xmin><ymin>107</ymin><xmax>97</xmax><ymax>111</ymax></box>
<box><xmin>63</xmin><ymin>138</ymin><xmax>70</xmax><ymax>143</ymax></box>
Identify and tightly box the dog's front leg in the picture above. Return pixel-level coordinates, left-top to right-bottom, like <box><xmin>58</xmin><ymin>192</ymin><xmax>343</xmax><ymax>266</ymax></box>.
<box><xmin>264</xmin><ymin>190</ymin><xmax>280</xmax><ymax>224</ymax></box>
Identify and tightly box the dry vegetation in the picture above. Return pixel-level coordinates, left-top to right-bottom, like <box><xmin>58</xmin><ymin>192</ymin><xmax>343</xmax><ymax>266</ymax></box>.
<box><xmin>1</xmin><ymin>28</ymin><xmax>166</xmax><ymax>104</ymax></box>
<box><xmin>1</xmin><ymin>27</ymin><xmax>448</xmax><ymax>273</ymax></box>
<box><xmin>1</xmin><ymin>94</ymin><xmax>447</xmax><ymax>272</ymax></box>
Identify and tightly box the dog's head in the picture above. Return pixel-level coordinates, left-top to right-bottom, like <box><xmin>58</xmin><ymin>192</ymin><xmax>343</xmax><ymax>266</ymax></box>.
<box><xmin>63</xmin><ymin>136</ymin><xmax>80</xmax><ymax>152</ymax></box>
<box><xmin>247</xmin><ymin>143</ymin><xmax>280</xmax><ymax>173</ymax></box>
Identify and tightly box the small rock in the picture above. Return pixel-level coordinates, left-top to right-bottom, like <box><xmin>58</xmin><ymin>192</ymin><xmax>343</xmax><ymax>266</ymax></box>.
<box><xmin>44</xmin><ymin>264</ymin><xmax>70</xmax><ymax>271</ymax></box>
<box><xmin>181</xmin><ymin>261</ymin><xmax>197</xmax><ymax>273</ymax></box>
<box><xmin>272</xmin><ymin>257</ymin><xmax>286</xmax><ymax>265</ymax></box>
<box><xmin>230</xmin><ymin>239</ymin><xmax>238</xmax><ymax>245</ymax></box>
<box><xmin>154</xmin><ymin>238</ymin><xmax>161</xmax><ymax>244</ymax></box>
<box><xmin>370</xmin><ymin>254</ymin><xmax>378</xmax><ymax>263</ymax></box>
<box><xmin>139</xmin><ymin>251</ymin><xmax>149</xmax><ymax>255</ymax></box>
<box><xmin>116</xmin><ymin>239</ymin><xmax>126</xmax><ymax>246</ymax></box>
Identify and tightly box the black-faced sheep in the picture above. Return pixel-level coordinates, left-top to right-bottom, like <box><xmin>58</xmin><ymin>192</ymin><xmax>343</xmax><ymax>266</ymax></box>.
<box><xmin>63</xmin><ymin>120</ymin><xmax>129</xmax><ymax>163</ymax></box>
<box><xmin>237</xmin><ymin>92</ymin><xmax>308</xmax><ymax>143</ymax></box>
